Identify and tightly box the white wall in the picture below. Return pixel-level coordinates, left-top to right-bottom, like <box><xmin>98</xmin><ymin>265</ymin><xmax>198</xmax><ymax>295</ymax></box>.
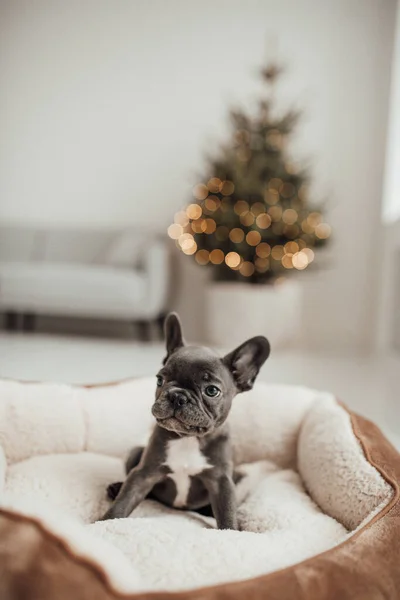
<box><xmin>0</xmin><ymin>0</ymin><xmax>396</xmax><ymax>350</ymax></box>
<box><xmin>383</xmin><ymin>1</ymin><xmax>400</xmax><ymax>224</ymax></box>
<box><xmin>377</xmin><ymin>220</ymin><xmax>400</xmax><ymax>352</ymax></box>
<box><xmin>378</xmin><ymin>2</ymin><xmax>400</xmax><ymax>352</ymax></box>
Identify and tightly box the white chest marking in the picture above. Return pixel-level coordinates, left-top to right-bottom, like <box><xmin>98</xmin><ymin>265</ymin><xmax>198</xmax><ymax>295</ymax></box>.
<box><xmin>164</xmin><ymin>437</ymin><xmax>210</xmax><ymax>507</ymax></box>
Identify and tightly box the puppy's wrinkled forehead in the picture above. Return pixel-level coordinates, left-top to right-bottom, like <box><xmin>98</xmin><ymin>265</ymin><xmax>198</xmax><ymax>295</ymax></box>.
<box><xmin>164</xmin><ymin>346</ymin><xmax>228</xmax><ymax>384</ymax></box>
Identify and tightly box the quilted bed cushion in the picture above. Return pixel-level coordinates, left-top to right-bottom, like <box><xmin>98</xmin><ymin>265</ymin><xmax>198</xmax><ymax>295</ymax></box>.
<box><xmin>0</xmin><ymin>378</ymin><xmax>393</xmax><ymax>594</ymax></box>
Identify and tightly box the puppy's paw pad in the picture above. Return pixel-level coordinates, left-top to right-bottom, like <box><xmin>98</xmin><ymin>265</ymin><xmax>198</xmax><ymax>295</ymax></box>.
<box><xmin>107</xmin><ymin>481</ymin><xmax>123</xmax><ymax>500</ymax></box>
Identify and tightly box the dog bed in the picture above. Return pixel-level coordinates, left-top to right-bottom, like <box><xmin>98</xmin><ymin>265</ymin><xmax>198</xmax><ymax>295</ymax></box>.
<box><xmin>0</xmin><ymin>377</ymin><xmax>399</xmax><ymax>600</ymax></box>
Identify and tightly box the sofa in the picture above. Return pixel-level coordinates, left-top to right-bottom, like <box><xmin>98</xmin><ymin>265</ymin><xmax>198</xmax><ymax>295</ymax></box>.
<box><xmin>0</xmin><ymin>226</ymin><xmax>169</xmax><ymax>337</ymax></box>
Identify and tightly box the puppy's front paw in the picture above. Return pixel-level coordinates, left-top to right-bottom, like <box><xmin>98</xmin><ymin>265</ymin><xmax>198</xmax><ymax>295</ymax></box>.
<box><xmin>107</xmin><ymin>481</ymin><xmax>123</xmax><ymax>501</ymax></box>
<box><xmin>217</xmin><ymin>514</ymin><xmax>238</xmax><ymax>530</ymax></box>
<box><xmin>218</xmin><ymin>523</ymin><xmax>238</xmax><ymax>531</ymax></box>
<box><xmin>99</xmin><ymin>505</ymin><xmax>124</xmax><ymax>521</ymax></box>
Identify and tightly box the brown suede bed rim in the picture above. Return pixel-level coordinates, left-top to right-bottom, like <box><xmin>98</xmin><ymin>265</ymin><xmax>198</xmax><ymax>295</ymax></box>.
<box><xmin>1</xmin><ymin>403</ymin><xmax>400</xmax><ymax>600</ymax></box>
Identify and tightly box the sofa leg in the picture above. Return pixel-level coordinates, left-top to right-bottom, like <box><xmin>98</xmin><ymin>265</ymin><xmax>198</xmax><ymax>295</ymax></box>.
<box><xmin>5</xmin><ymin>311</ymin><xmax>18</xmax><ymax>331</ymax></box>
<box><xmin>22</xmin><ymin>313</ymin><xmax>36</xmax><ymax>332</ymax></box>
<box><xmin>136</xmin><ymin>320</ymin><xmax>151</xmax><ymax>342</ymax></box>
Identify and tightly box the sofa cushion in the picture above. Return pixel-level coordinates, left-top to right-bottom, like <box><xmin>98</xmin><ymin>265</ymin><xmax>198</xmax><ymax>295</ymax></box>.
<box><xmin>0</xmin><ymin>262</ymin><xmax>146</xmax><ymax>318</ymax></box>
<box><xmin>104</xmin><ymin>229</ymin><xmax>147</xmax><ymax>268</ymax></box>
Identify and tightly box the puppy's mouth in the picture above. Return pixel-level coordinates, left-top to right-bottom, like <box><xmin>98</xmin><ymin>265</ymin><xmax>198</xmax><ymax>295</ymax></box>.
<box><xmin>156</xmin><ymin>416</ymin><xmax>209</xmax><ymax>436</ymax></box>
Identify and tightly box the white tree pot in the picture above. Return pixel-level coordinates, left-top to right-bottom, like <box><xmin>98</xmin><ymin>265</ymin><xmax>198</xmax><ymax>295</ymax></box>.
<box><xmin>205</xmin><ymin>279</ymin><xmax>302</xmax><ymax>350</ymax></box>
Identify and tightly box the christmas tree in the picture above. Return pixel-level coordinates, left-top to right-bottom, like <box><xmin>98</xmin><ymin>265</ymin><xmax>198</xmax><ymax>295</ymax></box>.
<box><xmin>167</xmin><ymin>64</ymin><xmax>330</xmax><ymax>284</ymax></box>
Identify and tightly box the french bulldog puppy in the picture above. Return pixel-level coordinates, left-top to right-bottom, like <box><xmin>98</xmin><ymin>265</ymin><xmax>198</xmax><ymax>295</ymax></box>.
<box><xmin>100</xmin><ymin>313</ymin><xmax>270</xmax><ymax>530</ymax></box>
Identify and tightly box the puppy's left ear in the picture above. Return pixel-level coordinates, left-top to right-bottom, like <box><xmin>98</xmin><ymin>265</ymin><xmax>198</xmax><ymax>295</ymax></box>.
<box><xmin>223</xmin><ymin>336</ymin><xmax>270</xmax><ymax>392</ymax></box>
<box><xmin>163</xmin><ymin>312</ymin><xmax>185</xmax><ymax>364</ymax></box>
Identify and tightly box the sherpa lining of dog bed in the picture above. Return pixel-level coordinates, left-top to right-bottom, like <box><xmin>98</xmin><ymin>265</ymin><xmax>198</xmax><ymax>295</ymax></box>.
<box><xmin>0</xmin><ymin>378</ymin><xmax>395</xmax><ymax>598</ymax></box>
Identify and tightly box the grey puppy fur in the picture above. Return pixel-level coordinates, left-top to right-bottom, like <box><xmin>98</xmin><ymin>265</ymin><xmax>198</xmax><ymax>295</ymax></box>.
<box><xmin>100</xmin><ymin>313</ymin><xmax>270</xmax><ymax>529</ymax></box>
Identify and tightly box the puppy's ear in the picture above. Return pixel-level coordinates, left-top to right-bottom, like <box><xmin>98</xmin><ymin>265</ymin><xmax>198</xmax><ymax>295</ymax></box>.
<box><xmin>223</xmin><ymin>336</ymin><xmax>270</xmax><ymax>392</ymax></box>
<box><xmin>163</xmin><ymin>312</ymin><xmax>185</xmax><ymax>363</ymax></box>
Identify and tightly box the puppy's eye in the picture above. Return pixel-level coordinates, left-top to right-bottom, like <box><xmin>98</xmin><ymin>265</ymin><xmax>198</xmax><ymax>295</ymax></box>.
<box><xmin>204</xmin><ymin>385</ymin><xmax>220</xmax><ymax>398</ymax></box>
<box><xmin>156</xmin><ymin>376</ymin><xmax>164</xmax><ymax>387</ymax></box>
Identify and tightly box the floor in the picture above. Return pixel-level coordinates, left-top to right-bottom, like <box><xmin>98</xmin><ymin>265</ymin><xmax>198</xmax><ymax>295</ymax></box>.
<box><xmin>1</xmin><ymin>331</ymin><xmax>399</xmax><ymax>447</ymax></box>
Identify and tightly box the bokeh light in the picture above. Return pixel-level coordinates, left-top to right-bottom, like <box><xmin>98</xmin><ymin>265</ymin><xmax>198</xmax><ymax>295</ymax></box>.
<box><xmin>204</xmin><ymin>219</ymin><xmax>217</xmax><ymax>234</ymax></box>
<box><xmin>297</xmin><ymin>238</ymin><xmax>307</xmax><ymax>250</ymax></box>
<box><xmin>205</xmin><ymin>196</ymin><xmax>220</xmax><ymax>212</ymax></box>
<box><xmin>315</xmin><ymin>223</ymin><xmax>332</xmax><ymax>239</ymax></box>
<box><xmin>195</xmin><ymin>249</ymin><xmax>210</xmax><ymax>265</ymax></box>
<box><xmin>221</xmin><ymin>180</ymin><xmax>235</xmax><ymax>196</ymax></box>
<box><xmin>255</xmin><ymin>257</ymin><xmax>270</xmax><ymax>272</ymax></box>
<box><xmin>282</xmin><ymin>254</ymin><xmax>294</xmax><ymax>269</ymax></box>
<box><xmin>284</xmin><ymin>241</ymin><xmax>299</xmax><ymax>254</ymax></box>
<box><xmin>292</xmin><ymin>251</ymin><xmax>309</xmax><ymax>270</ymax></box>
<box><xmin>264</xmin><ymin>189</ymin><xmax>280</xmax><ymax>205</ymax></box>
<box><xmin>167</xmin><ymin>224</ymin><xmax>183</xmax><ymax>239</ymax></box>
<box><xmin>251</xmin><ymin>202</ymin><xmax>266</xmax><ymax>216</ymax></box>
<box><xmin>246</xmin><ymin>231</ymin><xmax>261</xmax><ymax>246</ymax></box>
<box><xmin>207</xmin><ymin>177</ymin><xmax>222</xmax><ymax>193</ymax></box>
<box><xmin>256</xmin><ymin>243</ymin><xmax>271</xmax><ymax>258</ymax></box>
<box><xmin>234</xmin><ymin>200</ymin><xmax>249</xmax><ymax>215</ymax></box>
<box><xmin>282</xmin><ymin>208</ymin><xmax>298</xmax><ymax>225</ymax></box>
<box><xmin>256</xmin><ymin>213</ymin><xmax>272</xmax><ymax>229</ymax></box>
<box><xmin>229</xmin><ymin>228</ymin><xmax>245</xmax><ymax>243</ymax></box>
<box><xmin>271</xmin><ymin>245</ymin><xmax>284</xmax><ymax>260</ymax></box>
<box><xmin>307</xmin><ymin>212</ymin><xmax>322</xmax><ymax>227</ymax></box>
<box><xmin>209</xmin><ymin>249</ymin><xmax>224</xmax><ymax>264</ymax></box>
<box><xmin>193</xmin><ymin>184</ymin><xmax>208</xmax><ymax>201</ymax></box>
<box><xmin>225</xmin><ymin>252</ymin><xmax>241</xmax><ymax>269</ymax></box>
<box><xmin>268</xmin><ymin>177</ymin><xmax>283</xmax><ymax>190</ymax></box>
<box><xmin>181</xmin><ymin>238</ymin><xmax>197</xmax><ymax>255</ymax></box>
<box><xmin>191</xmin><ymin>218</ymin><xmax>207</xmax><ymax>233</ymax></box>
<box><xmin>240</xmin><ymin>212</ymin><xmax>255</xmax><ymax>226</ymax></box>
<box><xmin>174</xmin><ymin>211</ymin><xmax>189</xmax><ymax>227</ymax></box>
<box><xmin>240</xmin><ymin>261</ymin><xmax>255</xmax><ymax>277</ymax></box>
<box><xmin>301</xmin><ymin>219</ymin><xmax>314</xmax><ymax>234</ymax></box>
<box><xmin>186</xmin><ymin>204</ymin><xmax>202</xmax><ymax>220</ymax></box>
<box><xmin>268</xmin><ymin>206</ymin><xmax>283</xmax><ymax>221</ymax></box>
<box><xmin>302</xmin><ymin>247</ymin><xmax>315</xmax><ymax>262</ymax></box>
<box><xmin>178</xmin><ymin>233</ymin><xmax>193</xmax><ymax>247</ymax></box>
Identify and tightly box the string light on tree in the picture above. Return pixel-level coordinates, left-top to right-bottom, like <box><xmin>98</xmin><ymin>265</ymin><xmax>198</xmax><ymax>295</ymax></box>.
<box><xmin>225</xmin><ymin>252</ymin><xmax>241</xmax><ymax>269</ymax></box>
<box><xmin>256</xmin><ymin>213</ymin><xmax>272</xmax><ymax>229</ymax></box>
<box><xmin>195</xmin><ymin>250</ymin><xmax>210</xmax><ymax>265</ymax></box>
<box><xmin>210</xmin><ymin>249</ymin><xmax>225</xmax><ymax>264</ymax></box>
<box><xmin>186</xmin><ymin>204</ymin><xmax>202</xmax><ymax>220</ymax></box>
<box><xmin>167</xmin><ymin>62</ymin><xmax>330</xmax><ymax>282</ymax></box>
<box><xmin>167</xmin><ymin>224</ymin><xmax>183</xmax><ymax>240</ymax></box>
<box><xmin>229</xmin><ymin>228</ymin><xmax>245</xmax><ymax>243</ymax></box>
<box><xmin>205</xmin><ymin>196</ymin><xmax>220</xmax><ymax>212</ymax></box>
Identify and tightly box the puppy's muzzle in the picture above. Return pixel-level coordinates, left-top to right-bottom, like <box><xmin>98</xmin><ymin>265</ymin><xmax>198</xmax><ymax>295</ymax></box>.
<box><xmin>168</xmin><ymin>389</ymin><xmax>188</xmax><ymax>408</ymax></box>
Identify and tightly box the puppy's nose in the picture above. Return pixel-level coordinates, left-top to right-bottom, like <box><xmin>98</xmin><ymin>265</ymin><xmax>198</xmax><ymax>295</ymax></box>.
<box><xmin>170</xmin><ymin>390</ymin><xmax>187</xmax><ymax>407</ymax></box>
